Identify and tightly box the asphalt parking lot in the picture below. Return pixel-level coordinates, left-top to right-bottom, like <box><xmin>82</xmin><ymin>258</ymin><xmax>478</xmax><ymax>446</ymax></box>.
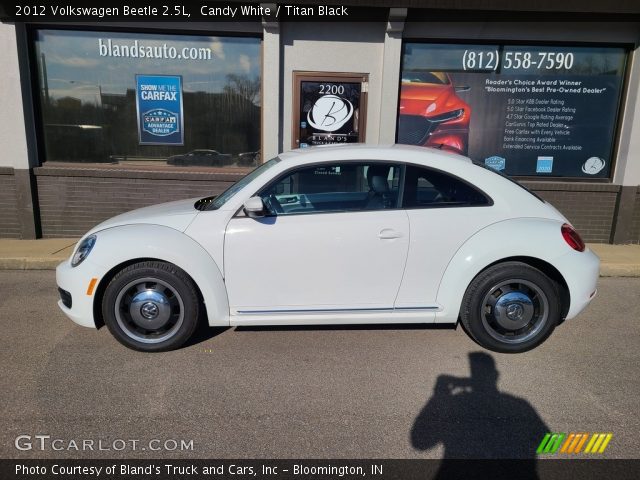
<box><xmin>1</xmin><ymin>270</ymin><xmax>638</xmax><ymax>460</ymax></box>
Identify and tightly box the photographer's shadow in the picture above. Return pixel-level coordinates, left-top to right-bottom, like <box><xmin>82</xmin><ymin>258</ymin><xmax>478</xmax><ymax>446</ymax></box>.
<box><xmin>411</xmin><ymin>352</ymin><xmax>547</xmax><ymax>479</ymax></box>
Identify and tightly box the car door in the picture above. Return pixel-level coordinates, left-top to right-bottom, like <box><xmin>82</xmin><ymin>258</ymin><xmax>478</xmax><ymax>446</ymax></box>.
<box><xmin>224</xmin><ymin>162</ymin><xmax>410</xmax><ymax>314</ymax></box>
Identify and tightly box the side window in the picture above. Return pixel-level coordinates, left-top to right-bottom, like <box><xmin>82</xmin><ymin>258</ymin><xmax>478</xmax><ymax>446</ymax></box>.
<box><xmin>259</xmin><ymin>163</ymin><xmax>400</xmax><ymax>215</ymax></box>
<box><xmin>403</xmin><ymin>165</ymin><xmax>490</xmax><ymax>208</ymax></box>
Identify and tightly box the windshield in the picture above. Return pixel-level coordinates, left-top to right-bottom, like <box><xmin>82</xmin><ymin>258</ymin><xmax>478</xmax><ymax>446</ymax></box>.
<box><xmin>207</xmin><ymin>157</ymin><xmax>281</xmax><ymax>210</ymax></box>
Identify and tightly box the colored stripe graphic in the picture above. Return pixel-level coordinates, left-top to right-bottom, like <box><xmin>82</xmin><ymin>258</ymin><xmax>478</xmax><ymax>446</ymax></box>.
<box><xmin>585</xmin><ymin>433</ymin><xmax>613</xmax><ymax>454</ymax></box>
<box><xmin>537</xmin><ymin>433</ymin><xmax>565</xmax><ymax>454</ymax></box>
<box><xmin>536</xmin><ymin>434</ymin><xmax>551</xmax><ymax>454</ymax></box>
<box><xmin>574</xmin><ymin>433</ymin><xmax>589</xmax><ymax>453</ymax></box>
<box><xmin>539</xmin><ymin>433</ymin><xmax>613</xmax><ymax>455</ymax></box>
<box><xmin>598</xmin><ymin>433</ymin><xmax>613</xmax><ymax>453</ymax></box>
<box><xmin>560</xmin><ymin>433</ymin><xmax>575</xmax><ymax>453</ymax></box>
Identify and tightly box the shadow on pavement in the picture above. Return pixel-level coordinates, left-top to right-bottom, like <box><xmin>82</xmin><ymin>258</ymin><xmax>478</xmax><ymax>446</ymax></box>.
<box><xmin>411</xmin><ymin>352</ymin><xmax>548</xmax><ymax>479</ymax></box>
<box><xmin>184</xmin><ymin>323</ymin><xmax>230</xmax><ymax>348</ymax></box>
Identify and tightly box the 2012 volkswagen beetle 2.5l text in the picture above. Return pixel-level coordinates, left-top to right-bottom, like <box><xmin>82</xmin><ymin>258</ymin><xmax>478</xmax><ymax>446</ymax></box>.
<box><xmin>56</xmin><ymin>145</ymin><xmax>599</xmax><ymax>353</ymax></box>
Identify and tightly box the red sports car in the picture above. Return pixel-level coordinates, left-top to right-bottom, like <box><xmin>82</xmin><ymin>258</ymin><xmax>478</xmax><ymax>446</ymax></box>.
<box><xmin>398</xmin><ymin>71</ymin><xmax>470</xmax><ymax>155</ymax></box>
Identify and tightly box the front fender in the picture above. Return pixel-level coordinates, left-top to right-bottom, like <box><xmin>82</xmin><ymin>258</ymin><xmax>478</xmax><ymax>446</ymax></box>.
<box><xmin>435</xmin><ymin>217</ymin><xmax>572</xmax><ymax>323</ymax></box>
<box><xmin>88</xmin><ymin>224</ymin><xmax>229</xmax><ymax>327</ymax></box>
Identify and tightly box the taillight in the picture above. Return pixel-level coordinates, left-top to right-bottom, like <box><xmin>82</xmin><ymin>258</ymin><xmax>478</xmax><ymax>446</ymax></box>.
<box><xmin>561</xmin><ymin>223</ymin><xmax>585</xmax><ymax>252</ymax></box>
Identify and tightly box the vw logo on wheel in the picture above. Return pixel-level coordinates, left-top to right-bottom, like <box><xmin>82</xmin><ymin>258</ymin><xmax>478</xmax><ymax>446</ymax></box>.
<box><xmin>140</xmin><ymin>302</ymin><xmax>159</xmax><ymax>319</ymax></box>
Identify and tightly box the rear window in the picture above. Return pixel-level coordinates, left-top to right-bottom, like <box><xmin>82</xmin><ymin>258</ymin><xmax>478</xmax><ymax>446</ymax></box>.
<box><xmin>403</xmin><ymin>165</ymin><xmax>491</xmax><ymax>208</ymax></box>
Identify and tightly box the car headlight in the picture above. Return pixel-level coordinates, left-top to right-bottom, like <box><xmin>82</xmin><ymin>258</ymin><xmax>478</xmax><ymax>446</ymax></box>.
<box><xmin>428</xmin><ymin>108</ymin><xmax>464</xmax><ymax>123</ymax></box>
<box><xmin>71</xmin><ymin>235</ymin><xmax>96</xmax><ymax>267</ymax></box>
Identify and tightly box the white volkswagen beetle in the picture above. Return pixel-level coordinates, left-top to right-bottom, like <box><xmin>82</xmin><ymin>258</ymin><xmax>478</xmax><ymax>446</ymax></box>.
<box><xmin>56</xmin><ymin>145</ymin><xmax>599</xmax><ymax>353</ymax></box>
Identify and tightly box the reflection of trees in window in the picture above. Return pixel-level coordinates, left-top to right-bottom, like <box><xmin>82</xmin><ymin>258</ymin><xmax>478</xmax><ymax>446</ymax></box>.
<box><xmin>40</xmin><ymin>96</ymin><xmax>107</xmax><ymax>163</ymax></box>
<box><xmin>223</xmin><ymin>74</ymin><xmax>261</xmax><ymax>106</ymax></box>
<box><xmin>40</xmin><ymin>74</ymin><xmax>261</xmax><ymax>165</ymax></box>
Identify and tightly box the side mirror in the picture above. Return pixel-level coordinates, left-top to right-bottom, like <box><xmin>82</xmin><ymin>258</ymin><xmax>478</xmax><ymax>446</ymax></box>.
<box><xmin>243</xmin><ymin>196</ymin><xmax>266</xmax><ymax>218</ymax></box>
<box><xmin>455</xmin><ymin>86</ymin><xmax>471</xmax><ymax>92</ymax></box>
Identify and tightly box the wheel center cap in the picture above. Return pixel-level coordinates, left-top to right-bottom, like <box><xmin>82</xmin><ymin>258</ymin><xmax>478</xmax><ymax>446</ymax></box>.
<box><xmin>506</xmin><ymin>303</ymin><xmax>524</xmax><ymax>321</ymax></box>
<box><xmin>140</xmin><ymin>302</ymin><xmax>159</xmax><ymax>319</ymax></box>
<box><xmin>493</xmin><ymin>291</ymin><xmax>535</xmax><ymax>330</ymax></box>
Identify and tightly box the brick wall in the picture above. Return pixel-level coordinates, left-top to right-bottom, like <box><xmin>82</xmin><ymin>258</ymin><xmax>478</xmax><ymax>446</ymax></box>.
<box><xmin>0</xmin><ymin>168</ymin><xmax>20</xmax><ymax>238</ymax></box>
<box><xmin>631</xmin><ymin>187</ymin><xmax>640</xmax><ymax>244</ymax></box>
<box><xmin>34</xmin><ymin>166</ymin><xmax>247</xmax><ymax>238</ymax></box>
<box><xmin>522</xmin><ymin>182</ymin><xmax>620</xmax><ymax>244</ymax></box>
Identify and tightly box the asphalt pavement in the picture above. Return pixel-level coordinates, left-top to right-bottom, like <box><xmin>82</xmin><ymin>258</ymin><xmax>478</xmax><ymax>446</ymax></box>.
<box><xmin>1</xmin><ymin>270</ymin><xmax>638</xmax><ymax>459</ymax></box>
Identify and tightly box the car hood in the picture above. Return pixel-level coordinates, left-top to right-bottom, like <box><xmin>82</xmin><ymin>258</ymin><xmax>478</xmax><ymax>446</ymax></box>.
<box><xmin>401</xmin><ymin>82</ymin><xmax>451</xmax><ymax>102</ymax></box>
<box><xmin>400</xmin><ymin>83</ymin><xmax>464</xmax><ymax>116</ymax></box>
<box><xmin>87</xmin><ymin>197</ymin><xmax>201</xmax><ymax>235</ymax></box>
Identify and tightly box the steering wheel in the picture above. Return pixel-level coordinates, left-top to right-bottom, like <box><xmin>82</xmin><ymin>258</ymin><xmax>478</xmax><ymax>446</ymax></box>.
<box><xmin>263</xmin><ymin>194</ymin><xmax>284</xmax><ymax>214</ymax></box>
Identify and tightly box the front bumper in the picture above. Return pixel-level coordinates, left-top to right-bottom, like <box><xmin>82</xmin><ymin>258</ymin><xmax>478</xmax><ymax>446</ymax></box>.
<box><xmin>56</xmin><ymin>258</ymin><xmax>102</xmax><ymax>328</ymax></box>
<box><xmin>555</xmin><ymin>246</ymin><xmax>600</xmax><ymax>320</ymax></box>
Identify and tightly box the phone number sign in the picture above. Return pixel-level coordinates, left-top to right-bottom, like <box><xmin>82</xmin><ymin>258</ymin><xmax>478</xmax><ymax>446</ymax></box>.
<box><xmin>136</xmin><ymin>75</ymin><xmax>184</xmax><ymax>145</ymax></box>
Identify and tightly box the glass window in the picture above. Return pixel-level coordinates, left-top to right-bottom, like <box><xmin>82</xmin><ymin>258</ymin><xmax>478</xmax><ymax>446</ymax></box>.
<box><xmin>398</xmin><ymin>42</ymin><xmax>627</xmax><ymax>179</ymax></box>
<box><xmin>402</xmin><ymin>165</ymin><xmax>490</xmax><ymax>208</ymax></box>
<box><xmin>208</xmin><ymin>157</ymin><xmax>281</xmax><ymax>210</ymax></box>
<box><xmin>259</xmin><ymin>163</ymin><xmax>401</xmax><ymax>215</ymax></box>
<box><xmin>33</xmin><ymin>29</ymin><xmax>261</xmax><ymax>168</ymax></box>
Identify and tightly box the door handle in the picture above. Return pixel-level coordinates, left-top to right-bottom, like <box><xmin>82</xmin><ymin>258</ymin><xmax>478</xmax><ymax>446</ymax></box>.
<box><xmin>378</xmin><ymin>228</ymin><xmax>403</xmax><ymax>240</ymax></box>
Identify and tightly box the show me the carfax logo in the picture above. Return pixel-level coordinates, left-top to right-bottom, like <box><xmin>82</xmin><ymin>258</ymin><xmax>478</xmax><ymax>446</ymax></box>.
<box><xmin>537</xmin><ymin>432</ymin><xmax>613</xmax><ymax>455</ymax></box>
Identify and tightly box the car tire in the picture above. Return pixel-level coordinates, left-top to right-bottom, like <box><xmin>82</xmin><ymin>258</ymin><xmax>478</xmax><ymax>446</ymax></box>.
<box><xmin>102</xmin><ymin>261</ymin><xmax>199</xmax><ymax>352</ymax></box>
<box><xmin>460</xmin><ymin>261</ymin><xmax>561</xmax><ymax>353</ymax></box>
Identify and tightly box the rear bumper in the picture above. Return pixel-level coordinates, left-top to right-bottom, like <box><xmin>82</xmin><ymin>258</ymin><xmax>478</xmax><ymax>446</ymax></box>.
<box><xmin>56</xmin><ymin>258</ymin><xmax>101</xmax><ymax>328</ymax></box>
<box><xmin>556</xmin><ymin>247</ymin><xmax>600</xmax><ymax>320</ymax></box>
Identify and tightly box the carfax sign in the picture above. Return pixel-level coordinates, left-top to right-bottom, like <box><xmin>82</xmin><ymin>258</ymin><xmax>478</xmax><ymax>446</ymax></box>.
<box><xmin>135</xmin><ymin>75</ymin><xmax>183</xmax><ymax>145</ymax></box>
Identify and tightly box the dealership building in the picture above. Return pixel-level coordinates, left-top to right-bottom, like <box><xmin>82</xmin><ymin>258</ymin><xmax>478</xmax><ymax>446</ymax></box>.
<box><xmin>1</xmin><ymin>0</ymin><xmax>639</xmax><ymax>243</ymax></box>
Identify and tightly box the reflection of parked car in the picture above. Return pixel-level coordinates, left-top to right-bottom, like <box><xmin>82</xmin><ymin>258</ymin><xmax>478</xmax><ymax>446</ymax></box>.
<box><xmin>167</xmin><ymin>149</ymin><xmax>232</xmax><ymax>167</ymax></box>
<box><xmin>398</xmin><ymin>71</ymin><xmax>470</xmax><ymax>155</ymax></box>
<box><xmin>237</xmin><ymin>151</ymin><xmax>261</xmax><ymax>167</ymax></box>
<box><xmin>57</xmin><ymin>145</ymin><xmax>599</xmax><ymax>354</ymax></box>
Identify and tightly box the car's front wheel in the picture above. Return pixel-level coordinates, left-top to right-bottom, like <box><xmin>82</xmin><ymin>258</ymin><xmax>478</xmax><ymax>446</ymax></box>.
<box><xmin>460</xmin><ymin>261</ymin><xmax>561</xmax><ymax>353</ymax></box>
<box><xmin>102</xmin><ymin>261</ymin><xmax>199</xmax><ymax>352</ymax></box>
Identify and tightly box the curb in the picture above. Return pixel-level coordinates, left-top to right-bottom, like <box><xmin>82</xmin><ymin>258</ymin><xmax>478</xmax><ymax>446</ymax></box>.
<box><xmin>599</xmin><ymin>265</ymin><xmax>640</xmax><ymax>277</ymax></box>
<box><xmin>0</xmin><ymin>258</ymin><xmax>65</xmax><ymax>270</ymax></box>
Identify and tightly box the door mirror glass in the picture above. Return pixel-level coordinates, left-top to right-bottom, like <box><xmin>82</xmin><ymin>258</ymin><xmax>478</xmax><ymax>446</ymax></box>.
<box><xmin>243</xmin><ymin>196</ymin><xmax>265</xmax><ymax>218</ymax></box>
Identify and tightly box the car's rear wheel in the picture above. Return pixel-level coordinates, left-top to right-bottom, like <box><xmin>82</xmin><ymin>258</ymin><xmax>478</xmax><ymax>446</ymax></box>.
<box><xmin>102</xmin><ymin>261</ymin><xmax>199</xmax><ymax>352</ymax></box>
<box><xmin>460</xmin><ymin>262</ymin><xmax>561</xmax><ymax>353</ymax></box>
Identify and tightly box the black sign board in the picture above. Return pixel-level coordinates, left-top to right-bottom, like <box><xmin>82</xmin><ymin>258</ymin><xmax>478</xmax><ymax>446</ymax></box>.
<box><xmin>295</xmin><ymin>74</ymin><xmax>367</xmax><ymax>148</ymax></box>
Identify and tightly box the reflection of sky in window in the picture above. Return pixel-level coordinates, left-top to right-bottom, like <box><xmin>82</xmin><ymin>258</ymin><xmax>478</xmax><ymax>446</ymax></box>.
<box><xmin>35</xmin><ymin>30</ymin><xmax>261</xmax><ymax>101</ymax></box>
<box><xmin>403</xmin><ymin>44</ymin><xmax>499</xmax><ymax>71</ymax></box>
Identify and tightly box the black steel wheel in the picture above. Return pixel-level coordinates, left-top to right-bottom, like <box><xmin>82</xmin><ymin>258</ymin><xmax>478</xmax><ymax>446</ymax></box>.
<box><xmin>461</xmin><ymin>262</ymin><xmax>561</xmax><ymax>353</ymax></box>
<box><xmin>102</xmin><ymin>261</ymin><xmax>199</xmax><ymax>352</ymax></box>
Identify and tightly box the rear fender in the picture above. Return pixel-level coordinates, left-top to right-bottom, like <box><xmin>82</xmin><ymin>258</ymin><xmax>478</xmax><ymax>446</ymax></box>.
<box><xmin>435</xmin><ymin>218</ymin><xmax>568</xmax><ymax>323</ymax></box>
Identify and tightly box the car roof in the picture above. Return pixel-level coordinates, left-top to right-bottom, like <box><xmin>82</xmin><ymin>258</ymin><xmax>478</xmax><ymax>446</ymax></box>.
<box><xmin>277</xmin><ymin>144</ymin><xmax>472</xmax><ymax>168</ymax></box>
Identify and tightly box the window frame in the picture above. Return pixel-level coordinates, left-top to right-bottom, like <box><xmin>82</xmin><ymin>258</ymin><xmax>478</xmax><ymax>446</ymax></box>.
<box><xmin>23</xmin><ymin>24</ymin><xmax>264</xmax><ymax>171</ymax></box>
<box><xmin>253</xmin><ymin>159</ymin><xmax>407</xmax><ymax>217</ymax></box>
<box><xmin>401</xmin><ymin>163</ymin><xmax>494</xmax><ymax>210</ymax></box>
<box><xmin>251</xmin><ymin>159</ymin><xmax>494</xmax><ymax>217</ymax></box>
<box><xmin>396</xmin><ymin>38</ymin><xmax>632</xmax><ymax>182</ymax></box>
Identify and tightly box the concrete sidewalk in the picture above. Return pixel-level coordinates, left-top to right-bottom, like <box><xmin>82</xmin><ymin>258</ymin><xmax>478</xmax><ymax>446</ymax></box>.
<box><xmin>0</xmin><ymin>238</ymin><xmax>638</xmax><ymax>276</ymax></box>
